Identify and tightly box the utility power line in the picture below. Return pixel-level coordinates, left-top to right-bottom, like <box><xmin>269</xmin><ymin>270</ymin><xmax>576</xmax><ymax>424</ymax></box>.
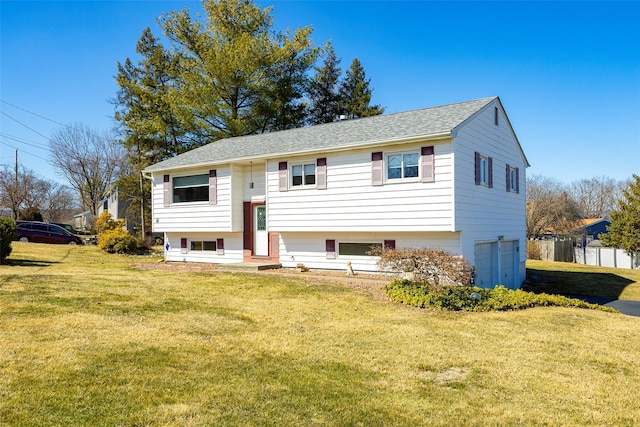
<box><xmin>0</xmin><ymin>111</ymin><xmax>50</xmax><ymax>140</ymax></box>
<box><xmin>0</xmin><ymin>132</ymin><xmax>51</xmax><ymax>151</ymax></box>
<box><xmin>0</xmin><ymin>140</ymin><xmax>50</xmax><ymax>162</ymax></box>
<box><xmin>0</xmin><ymin>98</ymin><xmax>67</xmax><ymax>127</ymax></box>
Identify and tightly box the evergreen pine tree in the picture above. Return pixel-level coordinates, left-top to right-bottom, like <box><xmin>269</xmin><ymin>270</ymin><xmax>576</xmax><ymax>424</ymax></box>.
<box><xmin>338</xmin><ymin>57</ymin><xmax>385</xmax><ymax>119</ymax></box>
<box><xmin>601</xmin><ymin>174</ymin><xmax>640</xmax><ymax>253</ymax></box>
<box><xmin>307</xmin><ymin>44</ymin><xmax>342</xmax><ymax>124</ymax></box>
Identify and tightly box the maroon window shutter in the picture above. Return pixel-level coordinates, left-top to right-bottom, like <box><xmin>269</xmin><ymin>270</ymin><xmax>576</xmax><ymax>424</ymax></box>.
<box><xmin>474</xmin><ymin>152</ymin><xmax>481</xmax><ymax>185</ymax></box>
<box><xmin>316</xmin><ymin>158</ymin><xmax>327</xmax><ymax>190</ymax></box>
<box><xmin>180</xmin><ymin>238</ymin><xmax>187</xmax><ymax>254</ymax></box>
<box><xmin>421</xmin><ymin>146</ymin><xmax>434</xmax><ymax>183</ymax></box>
<box><xmin>163</xmin><ymin>174</ymin><xmax>171</xmax><ymax>207</ymax></box>
<box><xmin>243</xmin><ymin>202</ymin><xmax>251</xmax><ymax>250</ymax></box>
<box><xmin>488</xmin><ymin>157</ymin><xmax>493</xmax><ymax>188</ymax></box>
<box><xmin>326</xmin><ymin>239</ymin><xmax>336</xmax><ymax>259</ymax></box>
<box><xmin>278</xmin><ymin>161</ymin><xmax>288</xmax><ymax>192</ymax></box>
<box><xmin>217</xmin><ymin>238</ymin><xmax>224</xmax><ymax>255</ymax></box>
<box><xmin>515</xmin><ymin>167</ymin><xmax>520</xmax><ymax>193</ymax></box>
<box><xmin>384</xmin><ymin>240</ymin><xmax>396</xmax><ymax>250</ymax></box>
<box><xmin>209</xmin><ymin>169</ymin><xmax>217</xmax><ymax>205</ymax></box>
<box><xmin>506</xmin><ymin>164</ymin><xmax>511</xmax><ymax>192</ymax></box>
<box><xmin>372</xmin><ymin>152</ymin><xmax>383</xmax><ymax>186</ymax></box>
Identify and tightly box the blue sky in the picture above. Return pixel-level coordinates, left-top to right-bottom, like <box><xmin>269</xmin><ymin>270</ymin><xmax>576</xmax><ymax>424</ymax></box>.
<box><xmin>1</xmin><ymin>1</ymin><xmax>638</xmax><ymax>186</ymax></box>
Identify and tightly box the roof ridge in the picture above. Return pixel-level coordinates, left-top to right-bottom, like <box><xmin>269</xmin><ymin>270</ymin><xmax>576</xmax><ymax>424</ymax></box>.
<box><xmin>144</xmin><ymin>96</ymin><xmax>501</xmax><ymax>173</ymax></box>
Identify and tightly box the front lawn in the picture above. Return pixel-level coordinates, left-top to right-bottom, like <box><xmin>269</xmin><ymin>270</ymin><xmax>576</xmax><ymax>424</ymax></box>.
<box><xmin>1</xmin><ymin>243</ymin><xmax>639</xmax><ymax>426</ymax></box>
<box><xmin>526</xmin><ymin>259</ymin><xmax>640</xmax><ymax>301</ymax></box>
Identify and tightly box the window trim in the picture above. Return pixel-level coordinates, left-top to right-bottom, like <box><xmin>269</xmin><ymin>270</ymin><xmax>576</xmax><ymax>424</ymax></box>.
<box><xmin>291</xmin><ymin>162</ymin><xmax>317</xmax><ymax>187</ymax></box>
<box><xmin>385</xmin><ymin>150</ymin><xmax>420</xmax><ymax>182</ymax></box>
<box><xmin>479</xmin><ymin>155</ymin><xmax>489</xmax><ymax>185</ymax></box>
<box><xmin>474</xmin><ymin>152</ymin><xmax>493</xmax><ymax>188</ymax></box>
<box><xmin>506</xmin><ymin>164</ymin><xmax>519</xmax><ymax>193</ymax></box>
<box><xmin>337</xmin><ymin>241</ymin><xmax>383</xmax><ymax>258</ymax></box>
<box><xmin>190</xmin><ymin>240</ymin><xmax>218</xmax><ymax>252</ymax></box>
<box><xmin>172</xmin><ymin>173</ymin><xmax>210</xmax><ymax>204</ymax></box>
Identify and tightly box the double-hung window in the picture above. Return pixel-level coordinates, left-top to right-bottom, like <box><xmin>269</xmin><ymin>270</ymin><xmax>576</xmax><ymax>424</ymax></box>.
<box><xmin>292</xmin><ymin>163</ymin><xmax>316</xmax><ymax>187</ymax></box>
<box><xmin>474</xmin><ymin>152</ymin><xmax>493</xmax><ymax>188</ymax></box>
<box><xmin>387</xmin><ymin>152</ymin><xmax>419</xmax><ymax>180</ymax></box>
<box><xmin>479</xmin><ymin>155</ymin><xmax>489</xmax><ymax>185</ymax></box>
<box><xmin>173</xmin><ymin>174</ymin><xmax>209</xmax><ymax>203</ymax></box>
<box><xmin>506</xmin><ymin>164</ymin><xmax>519</xmax><ymax>193</ymax></box>
<box><xmin>509</xmin><ymin>167</ymin><xmax>516</xmax><ymax>191</ymax></box>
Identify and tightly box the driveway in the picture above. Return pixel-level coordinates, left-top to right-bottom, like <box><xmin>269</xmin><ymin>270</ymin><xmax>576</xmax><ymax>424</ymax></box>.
<box><xmin>569</xmin><ymin>295</ymin><xmax>640</xmax><ymax>317</ymax></box>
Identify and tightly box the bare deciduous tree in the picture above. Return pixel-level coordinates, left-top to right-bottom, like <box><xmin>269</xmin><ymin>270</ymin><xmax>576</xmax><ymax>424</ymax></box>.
<box><xmin>0</xmin><ymin>166</ymin><xmax>40</xmax><ymax>220</ymax></box>
<box><xmin>0</xmin><ymin>166</ymin><xmax>77</xmax><ymax>221</ymax></box>
<box><xmin>569</xmin><ymin>176</ymin><xmax>618</xmax><ymax>219</ymax></box>
<box><xmin>38</xmin><ymin>182</ymin><xmax>79</xmax><ymax>222</ymax></box>
<box><xmin>526</xmin><ymin>174</ymin><xmax>581</xmax><ymax>239</ymax></box>
<box><xmin>49</xmin><ymin>124</ymin><xmax>126</xmax><ymax>216</ymax></box>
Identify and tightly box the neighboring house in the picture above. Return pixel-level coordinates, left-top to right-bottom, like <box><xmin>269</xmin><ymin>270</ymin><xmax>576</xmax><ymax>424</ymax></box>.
<box><xmin>144</xmin><ymin>97</ymin><xmax>529</xmax><ymax>289</ymax></box>
<box><xmin>573</xmin><ymin>218</ymin><xmax>611</xmax><ymax>247</ymax></box>
<box><xmin>73</xmin><ymin>211</ymin><xmax>92</xmax><ymax>231</ymax></box>
<box><xmin>96</xmin><ymin>187</ymin><xmax>135</xmax><ymax>235</ymax></box>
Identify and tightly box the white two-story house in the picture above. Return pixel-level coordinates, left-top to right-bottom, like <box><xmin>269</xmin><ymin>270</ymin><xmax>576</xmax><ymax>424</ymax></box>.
<box><xmin>144</xmin><ymin>97</ymin><xmax>528</xmax><ymax>288</ymax></box>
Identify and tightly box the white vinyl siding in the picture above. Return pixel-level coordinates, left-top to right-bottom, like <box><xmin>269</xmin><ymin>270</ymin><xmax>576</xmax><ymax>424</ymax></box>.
<box><xmin>267</xmin><ymin>142</ymin><xmax>455</xmax><ymax>232</ymax></box>
<box><xmin>164</xmin><ymin>232</ymin><xmax>243</xmax><ymax>263</ymax></box>
<box><xmin>453</xmin><ymin>100</ymin><xmax>527</xmax><ymax>284</ymax></box>
<box><xmin>151</xmin><ymin>166</ymin><xmax>239</xmax><ymax>233</ymax></box>
<box><xmin>279</xmin><ymin>231</ymin><xmax>461</xmax><ymax>272</ymax></box>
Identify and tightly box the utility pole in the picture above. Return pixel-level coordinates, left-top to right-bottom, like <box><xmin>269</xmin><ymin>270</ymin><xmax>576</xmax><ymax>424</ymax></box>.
<box><xmin>139</xmin><ymin>171</ymin><xmax>145</xmax><ymax>240</ymax></box>
<box><xmin>14</xmin><ymin>150</ymin><xmax>18</xmax><ymax>220</ymax></box>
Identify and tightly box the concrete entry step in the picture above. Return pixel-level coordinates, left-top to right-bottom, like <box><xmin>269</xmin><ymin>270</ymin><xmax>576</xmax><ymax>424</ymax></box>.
<box><xmin>217</xmin><ymin>262</ymin><xmax>282</xmax><ymax>271</ymax></box>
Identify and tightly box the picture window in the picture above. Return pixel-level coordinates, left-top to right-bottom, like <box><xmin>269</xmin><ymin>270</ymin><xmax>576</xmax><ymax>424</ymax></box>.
<box><xmin>173</xmin><ymin>174</ymin><xmax>209</xmax><ymax>203</ymax></box>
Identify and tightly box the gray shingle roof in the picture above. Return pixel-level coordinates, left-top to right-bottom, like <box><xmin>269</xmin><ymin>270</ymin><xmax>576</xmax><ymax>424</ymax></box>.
<box><xmin>144</xmin><ymin>96</ymin><xmax>496</xmax><ymax>173</ymax></box>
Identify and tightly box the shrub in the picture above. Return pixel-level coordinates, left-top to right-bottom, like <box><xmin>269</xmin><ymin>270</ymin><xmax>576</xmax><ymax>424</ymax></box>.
<box><xmin>384</xmin><ymin>279</ymin><xmax>618</xmax><ymax>313</ymax></box>
<box><xmin>0</xmin><ymin>217</ymin><xmax>17</xmax><ymax>263</ymax></box>
<box><xmin>98</xmin><ymin>227</ymin><xmax>138</xmax><ymax>254</ymax></box>
<box><xmin>95</xmin><ymin>211</ymin><xmax>124</xmax><ymax>235</ymax></box>
<box><xmin>370</xmin><ymin>247</ymin><xmax>473</xmax><ymax>287</ymax></box>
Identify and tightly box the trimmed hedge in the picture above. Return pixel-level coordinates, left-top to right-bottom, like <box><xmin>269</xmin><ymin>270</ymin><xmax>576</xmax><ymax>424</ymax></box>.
<box><xmin>0</xmin><ymin>217</ymin><xmax>17</xmax><ymax>263</ymax></box>
<box><xmin>384</xmin><ymin>279</ymin><xmax>618</xmax><ymax>313</ymax></box>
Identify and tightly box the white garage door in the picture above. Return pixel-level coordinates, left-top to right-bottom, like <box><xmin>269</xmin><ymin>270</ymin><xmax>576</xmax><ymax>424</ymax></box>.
<box><xmin>500</xmin><ymin>241</ymin><xmax>516</xmax><ymax>289</ymax></box>
<box><xmin>474</xmin><ymin>242</ymin><xmax>497</xmax><ymax>287</ymax></box>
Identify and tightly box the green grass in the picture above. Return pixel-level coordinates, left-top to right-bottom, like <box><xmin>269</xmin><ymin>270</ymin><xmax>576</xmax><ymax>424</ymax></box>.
<box><xmin>1</xmin><ymin>243</ymin><xmax>640</xmax><ymax>426</ymax></box>
<box><xmin>526</xmin><ymin>259</ymin><xmax>640</xmax><ymax>301</ymax></box>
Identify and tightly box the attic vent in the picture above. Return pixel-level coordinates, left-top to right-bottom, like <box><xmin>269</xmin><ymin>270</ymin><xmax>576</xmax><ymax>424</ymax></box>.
<box><xmin>494</xmin><ymin>107</ymin><xmax>499</xmax><ymax>126</ymax></box>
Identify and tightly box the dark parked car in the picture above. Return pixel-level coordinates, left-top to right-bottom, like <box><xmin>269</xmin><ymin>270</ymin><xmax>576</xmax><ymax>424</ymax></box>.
<box><xmin>14</xmin><ymin>221</ymin><xmax>84</xmax><ymax>245</ymax></box>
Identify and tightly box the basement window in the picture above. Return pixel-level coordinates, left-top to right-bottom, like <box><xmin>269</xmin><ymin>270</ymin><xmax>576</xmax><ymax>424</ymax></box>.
<box><xmin>338</xmin><ymin>242</ymin><xmax>382</xmax><ymax>257</ymax></box>
<box><xmin>191</xmin><ymin>241</ymin><xmax>217</xmax><ymax>251</ymax></box>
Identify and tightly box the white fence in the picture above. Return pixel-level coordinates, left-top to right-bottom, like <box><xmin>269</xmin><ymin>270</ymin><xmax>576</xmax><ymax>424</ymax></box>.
<box><xmin>574</xmin><ymin>247</ymin><xmax>640</xmax><ymax>269</ymax></box>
